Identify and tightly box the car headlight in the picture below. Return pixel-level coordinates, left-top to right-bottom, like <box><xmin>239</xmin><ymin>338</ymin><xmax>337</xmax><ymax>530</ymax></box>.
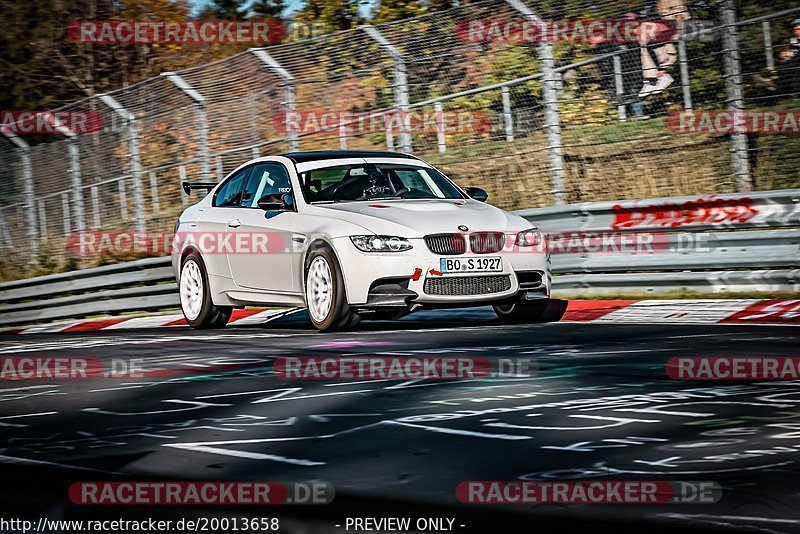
<box><xmin>350</xmin><ymin>235</ymin><xmax>413</xmax><ymax>252</ymax></box>
<box><xmin>515</xmin><ymin>228</ymin><xmax>543</xmax><ymax>247</ymax></box>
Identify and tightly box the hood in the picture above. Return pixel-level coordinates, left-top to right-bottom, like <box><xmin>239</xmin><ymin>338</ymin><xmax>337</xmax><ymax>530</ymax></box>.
<box><xmin>306</xmin><ymin>199</ymin><xmax>532</xmax><ymax>237</ymax></box>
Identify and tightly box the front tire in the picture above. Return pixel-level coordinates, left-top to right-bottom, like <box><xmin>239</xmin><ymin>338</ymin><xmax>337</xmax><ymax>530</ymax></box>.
<box><xmin>179</xmin><ymin>252</ymin><xmax>232</xmax><ymax>329</ymax></box>
<box><xmin>305</xmin><ymin>244</ymin><xmax>359</xmax><ymax>331</ymax></box>
<box><xmin>493</xmin><ymin>298</ymin><xmax>550</xmax><ymax>324</ymax></box>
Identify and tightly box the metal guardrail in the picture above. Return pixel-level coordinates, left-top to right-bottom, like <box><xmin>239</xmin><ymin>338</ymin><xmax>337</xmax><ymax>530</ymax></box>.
<box><xmin>0</xmin><ymin>190</ymin><xmax>797</xmax><ymax>327</ymax></box>
<box><xmin>0</xmin><ymin>257</ymin><xmax>177</xmax><ymax>326</ymax></box>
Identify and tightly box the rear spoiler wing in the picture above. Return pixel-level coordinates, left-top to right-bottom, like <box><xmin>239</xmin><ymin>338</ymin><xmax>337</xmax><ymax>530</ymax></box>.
<box><xmin>182</xmin><ymin>181</ymin><xmax>217</xmax><ymax>196</ymax></box>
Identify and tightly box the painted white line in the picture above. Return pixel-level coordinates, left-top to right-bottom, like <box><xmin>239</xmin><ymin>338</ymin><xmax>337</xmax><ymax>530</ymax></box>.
<box><xmin>163</xmin><ymin>443</ymin><xmax>325</xmax><ymax>466</ymax></box>
<box><xmin>658</xmin><ymin>513</ymin><xmax>800</xmax><ymax>525</ymax></box>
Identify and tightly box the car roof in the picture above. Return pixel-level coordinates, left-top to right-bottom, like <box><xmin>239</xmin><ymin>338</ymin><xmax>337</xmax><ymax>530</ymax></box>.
<box><xmin>277</xmin><ymin>150</ymin><xmax>420</xmax><ymax>163</ymax></box>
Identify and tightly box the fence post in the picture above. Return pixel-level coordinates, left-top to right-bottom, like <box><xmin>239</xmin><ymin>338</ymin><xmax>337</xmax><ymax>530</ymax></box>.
<box><xmin>763</xmin><ymin>21</ymin><xmax>774</xmax><ymax>69</ymax></box>
<box><xmin>62</xmin><ymin>193</ymin><xmax>71</xmax><ymax>235</ymax></box>
<box><xmin>162</xmin><ymin>72</ymin><xmax>212</xmax><ymax>181</ymax></box>
<box><xmin>0</xmin><ymin>211</ymin><xmax>11</xmax><ymax>250</ymax></box>
<box><xmin>361</xmin><ymin>25</ymin><xmax>413</xmax><ymax>153</ymax></box>
<box><xmin>720</xmin><ymin>0</ymin><xmax>752</xmax><ymax>192</ymax></box>
<box><xmin>250</xmin><ymin>49</ymin><xmax>299</xmax><ymax>152</ymax></box>
<box><xmin>37</xmin><ymin>200</ymin><xmax>46</xmax><ymax>238</ymax></box>
<box><xmin>434</xmin><ymin>102</ymin><xmax>446</xmax><ymax>153</ymax></box>
<box><xmin>501</xmin><ymin>86</ymin><xmax>515</xmax><ymax>141</ymax></box>
<box><xmin>503</xmin><ymin>0</ymin><xmax>565</xmax><ymax>204</ymax></box>
<box><xmin>612</xmin><ymin>53</ymin><xmax>627</xmax><ymax>121</ymax></box>
<box><xmin>179</xmin><ymin>165</ymin><xmax>189</xmax><ymax>205</ymax></box>
<box><xmin>91</xmin><ymin>186</ymin><xmax>100</xmax><ymax>228</ymax></box>
<box><xmin>45</xmin><ymin>113</ymin><xmax>86</xmax><ymax>232</ymax></box>
<box><xmin>0</xmin><ymin>131</ymin><xmax>37</xmax><ymax>261</ymax></box>
<box><xmin>98</xmin><ymin>94</ymin><xmax>146</xmax><ymax>233</ymax></box>
<box><xmin>216</xmin><ymin>155</ymin><xmax>224</xmax><ymax>180</ymax></box>
<box><xmin>678</xmin><ymin>39</ymin><xmax>693</xmax><ymax>110</ymax></box>
<box><xmin>149</xmin><ymin>171</ymin><xmax>160</xmax><ymax>214</ymax></box>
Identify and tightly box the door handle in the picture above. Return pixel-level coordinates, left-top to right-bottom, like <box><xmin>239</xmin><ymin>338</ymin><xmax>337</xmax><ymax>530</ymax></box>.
<box><xmin>227</xmin><ymin>219</ymin><xmax>241</xmax><ymax>228</ymax></box>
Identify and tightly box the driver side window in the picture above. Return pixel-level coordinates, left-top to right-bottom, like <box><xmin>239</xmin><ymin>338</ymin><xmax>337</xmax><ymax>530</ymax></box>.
<box><xmin>213</xmin><ymin>167</ymin><xmax>251</xmax><ymax>208</ymax></box>
<box><xmin>241</xmin><ymin>163</ymin><xmax>292</xmax><ymax>208</ymax></box>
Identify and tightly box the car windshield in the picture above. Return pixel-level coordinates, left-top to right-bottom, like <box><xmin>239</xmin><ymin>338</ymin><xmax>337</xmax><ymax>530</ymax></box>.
<box><xmin>299</xmin><ymin>163</ymin><xmax>466</xmax><ymax>203</ymax></box>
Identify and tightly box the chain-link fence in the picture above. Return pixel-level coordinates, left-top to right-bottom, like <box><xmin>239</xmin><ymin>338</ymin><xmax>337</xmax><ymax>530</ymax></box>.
<box><xmin>1</xmin><ymin>0</ymin><xmax>798</xmax><ymax>278</ymax></box>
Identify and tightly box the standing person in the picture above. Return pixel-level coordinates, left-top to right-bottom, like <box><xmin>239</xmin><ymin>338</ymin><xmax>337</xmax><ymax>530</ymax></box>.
<box><xmin>776</xmin><ymin>18</ymin><xmax>800</xmax><ymax>95</ymax></box>
<box><xmin>754</xmin><ymin>18</ymin><xmax>800</xmax><ymax>95</ymax></box>
<box><xmin>632</xmin><ymin>0</ymin><xmax>691</xmax><ymax>98</ymax></box>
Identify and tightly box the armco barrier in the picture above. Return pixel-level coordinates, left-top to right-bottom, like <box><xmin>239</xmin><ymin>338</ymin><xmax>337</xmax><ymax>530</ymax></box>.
<box><xmin>0</xmin><ymin>190</ymin><xmax>797</xmax><ymax>327</ymax></box>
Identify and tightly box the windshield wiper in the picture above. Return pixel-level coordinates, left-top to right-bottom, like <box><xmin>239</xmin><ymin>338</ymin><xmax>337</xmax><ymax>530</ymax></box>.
<box><xmin>363</xmin><ymin>195</ymin><xmax>404</xmax><ymax>201</ymax></box>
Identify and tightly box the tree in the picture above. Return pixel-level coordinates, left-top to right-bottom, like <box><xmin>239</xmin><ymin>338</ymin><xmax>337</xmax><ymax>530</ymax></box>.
<box><xmin>294</xmin><ymin>0</ymin><xmax>361</xmax><ymax>31</ymax></box>
<box><xmin>250</xmin><ymin>0</ymin><xmax>286</xmax><ymax>21</ymax></box>
<box><xmin>198</xmin><ymin>0</ymin><xmax>249</xmax><ymax>20</ymax></box>
<box><xmin>372</xmin><ymin>0</ymin><xmax>424</xmax><ymax>23</ymax></box>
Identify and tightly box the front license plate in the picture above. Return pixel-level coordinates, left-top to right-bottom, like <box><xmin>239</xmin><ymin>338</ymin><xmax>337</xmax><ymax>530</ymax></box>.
<box><xmin>440</xmin><ymin>257</ymin><xmax>502</xmax><ymax>273</ymax></box>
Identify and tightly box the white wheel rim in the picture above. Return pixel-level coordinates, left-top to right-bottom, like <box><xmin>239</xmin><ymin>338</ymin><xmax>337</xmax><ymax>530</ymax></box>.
<box><xmin>180</xmin><ymin>260</ymin><xmax>204</xmax><ymax>321</ymax></box>
<box><xmin>307</xmin><ymin>256</ymin><xmax>333</xmax><ymax>323</ymax></box>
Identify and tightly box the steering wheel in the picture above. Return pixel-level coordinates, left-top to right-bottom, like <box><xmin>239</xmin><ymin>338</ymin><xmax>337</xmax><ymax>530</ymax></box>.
<box><xmin>357</xmin><ymin>187</ymin><xmax>411</xmax><ymax>201</ymax></box>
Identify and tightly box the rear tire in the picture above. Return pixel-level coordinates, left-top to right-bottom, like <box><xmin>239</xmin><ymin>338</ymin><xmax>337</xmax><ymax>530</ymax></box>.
<box><xmin>493</xmin><ymin>298</ymin><xmax>550</xmax><ymax>324</ymax></box>
<box><xmin>179</xmin><ymin>252</ymin><xmax>232</xmax><ymax>329</ymax></box>
<box><xmin>305</xmin><ymin>244</ymin><xmax>359</xmax><ymax>331</ymax></box>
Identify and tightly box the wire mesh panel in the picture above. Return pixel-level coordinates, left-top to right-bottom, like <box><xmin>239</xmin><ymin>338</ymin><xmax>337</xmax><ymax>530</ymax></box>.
<box><xmin>260</xmin><ymin>27</ymin><xmax>395</xmax><ymax>144</ymax></box>
<box><xmin>179</xmin><ymin>50</ymin><xmax>287</xmax><ymax>157</ymax></box>
<box><xmin>110</xmin><ymin>76</ymin><xmax>201</xmax><ymax>175</ymax></box>
<box><xmin>738</xmin><ymin>5</ymin><xmax>800</xmax><ymax>191</ymax></box>
<box><xmin>377</xmin><ymin>0</ymin><xmax>541</xmax><ymax>104</ymax></box>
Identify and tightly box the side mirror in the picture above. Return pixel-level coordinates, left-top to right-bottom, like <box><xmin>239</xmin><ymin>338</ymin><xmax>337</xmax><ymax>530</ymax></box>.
<box><xmin>465</xmin><ymin>187</ymin><xmax>489</xmax><ymax>202</ymax></box>
<box><xmin>258</xmin><ymin>193</ymin><xmax>293</xmax><ymax>211</ymax></box>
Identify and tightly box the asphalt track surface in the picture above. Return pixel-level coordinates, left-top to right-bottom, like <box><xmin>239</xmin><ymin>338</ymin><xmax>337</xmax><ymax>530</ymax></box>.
<box><xmin>1</xmin><ymin>307</ymin><xmax>799</xmax><ymax>533</ymax></box>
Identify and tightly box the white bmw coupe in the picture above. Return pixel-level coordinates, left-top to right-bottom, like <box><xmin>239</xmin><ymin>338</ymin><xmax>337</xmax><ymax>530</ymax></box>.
<box><xmin>172</xmin><ymin>151</ymin><xmax>551</xmax><ymax>331</ymax></box>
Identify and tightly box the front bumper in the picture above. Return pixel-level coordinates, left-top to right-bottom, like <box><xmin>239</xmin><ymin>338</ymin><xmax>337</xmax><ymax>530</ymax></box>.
<box><xmin>332</xmin><ymin>236</ymin><xmax>550</xmax><ymax>306</ymax></box>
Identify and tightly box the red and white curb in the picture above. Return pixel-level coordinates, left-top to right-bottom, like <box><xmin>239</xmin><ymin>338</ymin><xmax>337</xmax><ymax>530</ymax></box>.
<box><xmin>1</xmin><ymin>299</ymin><xmax>798</xmax><ymax>335</ymax></box>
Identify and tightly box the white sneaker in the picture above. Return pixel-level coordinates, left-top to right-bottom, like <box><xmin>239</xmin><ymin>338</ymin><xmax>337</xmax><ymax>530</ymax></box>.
<box><xmin>638</xmin><ymin>82</ymin><xmax>658</xmax><ymax>98</ymax></box>
<box><xmin>651</xmin><ymin>73</ymin><xmax>674</xmax><ymax>94</ymax></box>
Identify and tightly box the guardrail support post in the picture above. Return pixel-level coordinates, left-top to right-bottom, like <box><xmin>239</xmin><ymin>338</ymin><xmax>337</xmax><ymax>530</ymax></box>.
<box><xmin>250</xmin><ymin>49</ymin><xmax>299</xmax><ymax>152</ymax></box>
<box><xmin>720</xmin><ymin>0</ymin><xmax>752</xmax><ymax>192</ymax></box>
<box><xmin>503</xmin><ymin>0</ymin><xmax>565</xmax><ymax>204</ymax></box>
<box><xmin>162</xmin><ymin>73</ymin><xmax>212</xmax><ymax>182</ymax></box>
<box><xmin>361</xmin><ymin>25</ymin><xmax>413</xmax><ymax>153</ymax></box>
<box><xmin>0</xmin><ymin>131</ymin><xmax>37</xmax><ymax>261</ymax></box>
<box><xmin>99</xmin><ymin>94</ymin><xmax>146</xmax><ymax>233</ymax></box>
